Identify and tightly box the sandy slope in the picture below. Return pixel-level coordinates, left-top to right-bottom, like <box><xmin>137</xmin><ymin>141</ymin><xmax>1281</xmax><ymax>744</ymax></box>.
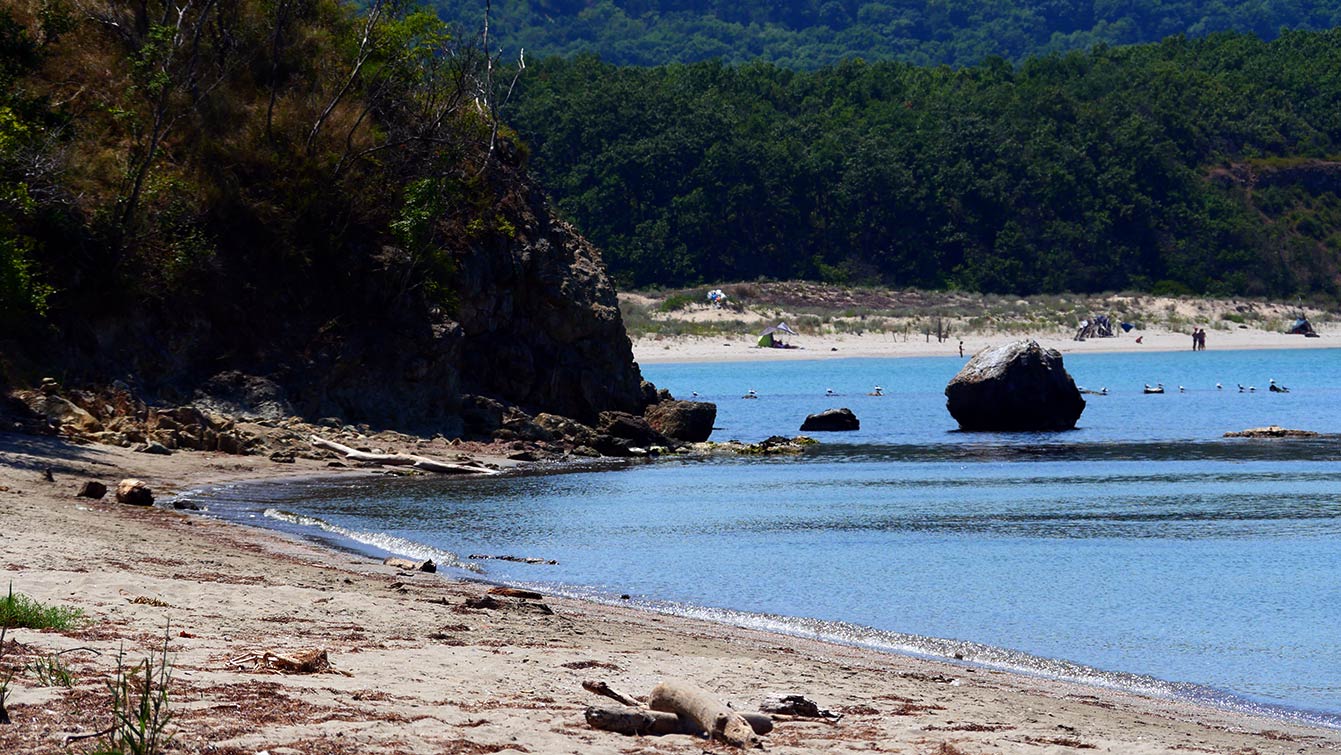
<box><xmin>2</xmin><ymin>433</ymin><xmax>1339</xmax><ymax>754</ymax></box>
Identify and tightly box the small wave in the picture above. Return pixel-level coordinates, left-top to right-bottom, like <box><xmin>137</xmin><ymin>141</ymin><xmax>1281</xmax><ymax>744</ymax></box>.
<box><xmin>261</xmin><ymin>508</ymin><xmax>483</xmax><ymax>573</ymax></box>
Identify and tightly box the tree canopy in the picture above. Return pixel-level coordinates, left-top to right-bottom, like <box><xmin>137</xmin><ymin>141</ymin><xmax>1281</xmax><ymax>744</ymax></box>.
<box><xmin>434</xmin><ymin>0</ymin><xmax>1341</xmax><ymax>69</ymax></box>
<box><xmin>510</xmin><ymin>32</ymin><xmax>1341</xmax><ymax>295</ymax></box>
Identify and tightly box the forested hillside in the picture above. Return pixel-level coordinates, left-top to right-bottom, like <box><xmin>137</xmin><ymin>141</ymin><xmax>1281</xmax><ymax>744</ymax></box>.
<box><xmin>510</xmin><ymin>32</ymin><xmax>1341</xmax><ymax>296</ymax></box>
<box><xmin>437</xmin><ymin>0</ymin><xmax>1341</xmax><ymax>68</ymax></box>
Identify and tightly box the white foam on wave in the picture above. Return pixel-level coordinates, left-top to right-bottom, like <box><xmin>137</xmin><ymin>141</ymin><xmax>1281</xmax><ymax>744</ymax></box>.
<box><xmin>262</xmin><ymin>508</ymin><xmax>483</xmax><ymax>573</ymax></box>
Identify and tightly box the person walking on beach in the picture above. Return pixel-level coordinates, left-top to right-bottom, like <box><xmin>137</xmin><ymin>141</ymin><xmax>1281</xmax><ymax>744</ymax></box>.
<box><xmin>1199</xmin><ymin>328</ymin><xmax>1207</xmax><ymax>350</ymax></box>
<box><xmin>1192</xmin><ymin>329</ymin><xmax>1199</xmax><ymax>351</ymax></box>
<box><xmin>959</xmin><ymin>340</ymin><xmax>964</xmax><ymax>358</ymax></box>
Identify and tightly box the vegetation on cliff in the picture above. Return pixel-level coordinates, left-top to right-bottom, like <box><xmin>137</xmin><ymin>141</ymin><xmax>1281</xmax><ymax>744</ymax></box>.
<box><xmin>430</xmin><ymin>0</ymin><xmax>1341</xmax><ymax>69</ymax></box>
<box><xmin>0</xmin><ymin>0</ymin><xmax>647</xmax><ymax>426</ymax></box>
<box><xmin>510</xmin><ymin>32</ymin><xmax>1341</xmax><ymax>296</ymax></box>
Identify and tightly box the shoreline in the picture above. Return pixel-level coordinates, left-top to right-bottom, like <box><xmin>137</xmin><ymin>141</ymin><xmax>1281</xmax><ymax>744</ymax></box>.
<box><xmin>199</xmin><ymin>467</ymin><xmax>1341</xmax><ymax>732</ymax></box>
<box><xmin>4</xmin><ymin>433</ymin><xmax>1341</xmax><ymax>753</ymax></box>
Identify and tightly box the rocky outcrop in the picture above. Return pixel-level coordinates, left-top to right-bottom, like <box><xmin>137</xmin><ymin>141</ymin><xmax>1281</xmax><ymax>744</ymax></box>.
<box><xmin>598</xmin><ymin>411</ymin><xmax>671</xmax><ymax>449</ymax></box>
<box><xmin>800</xmin><ymin>408</ymin><xmax>860</xmax><ymax>432</ymax></box>
<box><xmin>644</xmin><ymin>400</ymin><xmax>716</xmax><ymax>442</ymax></box>
<box><xmin>1224</xmin><ymin>426</ymin><xmax>1320</xmax><ymax>438</ymax></box>
<box><xmin>945</xmin><ymin>340</ymin><xmax>1085</xmax><ymax>431</ymax></box>
<box><xmin>454</xmin><ymin>190</ymin><xmax>646</xmax><ymax>427</ymax></box>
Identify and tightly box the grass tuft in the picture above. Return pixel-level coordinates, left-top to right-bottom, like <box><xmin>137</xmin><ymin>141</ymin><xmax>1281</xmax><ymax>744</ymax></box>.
<box><xmin>0</xmin><ymin>585</ymin><xmax>85</xmax><ymax>630</ymax></box>
<box><xmin>94</xmin><ymin>632</ymin><xmax>175</xmax><ymax>755</ymax></box>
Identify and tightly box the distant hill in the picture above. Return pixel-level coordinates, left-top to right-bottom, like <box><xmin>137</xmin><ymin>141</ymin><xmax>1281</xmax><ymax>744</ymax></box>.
<box><xmin>436</xmin><ymin>0</ymin><xmax>1341</xmax><ymax>68</ymax></box>
<box><xmin>509</xmin><ymin>32</ymin><xmax>1341</xmax><ymax>296</ymax></box>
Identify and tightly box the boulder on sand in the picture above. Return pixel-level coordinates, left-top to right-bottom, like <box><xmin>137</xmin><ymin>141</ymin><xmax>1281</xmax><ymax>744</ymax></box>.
<box><xmin>644</xmin><ymin>400</ymin><xmax>717</xmax><ymax>442</ymax></box>
<box><xmin>945</xmin><ymin>340</ymin><xmax>1085</xmax><ymax>431</ymax></box>
<box><xmin>800</xmin><ymin>408</ymin><xmax>860</xmax><ymax>432</ymax></box>
<box><xmin>115</xmin><ymin>478</ymin><xmax>154</xmax><ymax>506</ymax></box>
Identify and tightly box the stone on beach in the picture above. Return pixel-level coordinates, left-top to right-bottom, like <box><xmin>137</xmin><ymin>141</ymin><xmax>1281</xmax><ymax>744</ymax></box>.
<box><xmin>800</xmin><ymin>408</ymin><xmax>860</xmax><ymax>431</ymax></box>
<box><xmin>115</xmin><ymin>478</ymin><xmax>154</xmax><ymax>506</ymax></box>
<box><xmin>76</xmin><ymin>480</ymin><xmax>108</xmax><ymax>499</ymax></box>
<box><xmin>944</xmin><ymin>339</ymin><xmax>1085</xmax><ymax>431</ymax></box>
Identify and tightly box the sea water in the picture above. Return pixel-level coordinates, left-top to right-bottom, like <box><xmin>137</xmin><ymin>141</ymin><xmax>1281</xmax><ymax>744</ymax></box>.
<box><xmin>188</xmin><ymin>348</ymin><xmax>1341</xmax><ymax>725</ymax></box>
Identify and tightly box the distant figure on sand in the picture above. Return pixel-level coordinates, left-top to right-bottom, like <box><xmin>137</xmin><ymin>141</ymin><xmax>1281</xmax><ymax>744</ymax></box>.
<box><xmin>959</xmin><ymin>340</ymin><xmax>964</xmax><ymax>358</ymax></box>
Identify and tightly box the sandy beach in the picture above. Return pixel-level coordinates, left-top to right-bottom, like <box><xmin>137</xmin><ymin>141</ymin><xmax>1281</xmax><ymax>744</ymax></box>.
<box><xmin>625</xmin><ymin>288</ymin><xmax>1337</xmax><ymax>364</ymax></box>
<box><xmin>3</xmin><ymin>431</ymin><xmax>1340</xmax><ymax>754</ymax></box>
<box><xmin>633</xmin><ymin>317</ymin><xmax>1336</xmax><ymax>364</ymax></box>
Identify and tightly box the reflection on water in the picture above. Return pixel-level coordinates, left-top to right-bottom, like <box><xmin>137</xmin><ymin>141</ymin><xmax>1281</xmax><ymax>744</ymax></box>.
<box><xmin>184</xmin><ymin>349</ymin><xmax>1341</xmax><ymax>726</ymax></box>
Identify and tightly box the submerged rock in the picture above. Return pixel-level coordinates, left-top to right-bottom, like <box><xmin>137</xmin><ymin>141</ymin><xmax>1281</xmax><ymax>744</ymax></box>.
<box><xmin>800</xmin><ymin>408</ymin><xmax>860</xmax><ymax>432</ymax></box>
<box><xmin>945</xmin><ymin>340</ymin><xmax>1085</xmax><ymax>431</ymax></box>
<box><xmin>1224</xmin><ymin>426</ymin><xmax>1319</xmax><ymax>438</ymax></box>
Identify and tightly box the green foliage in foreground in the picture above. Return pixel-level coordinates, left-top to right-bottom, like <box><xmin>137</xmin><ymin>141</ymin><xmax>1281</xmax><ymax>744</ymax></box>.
<box><xmin>511</xmin><ymin>32</ymin><xmax>1341</xmax><ymax>296</ymax></box>
<box><xmin>432</xmin><ymin>0</ymin><xmax>1341</xmax><ymax>70</ymax></box>
<box><xmin>0</xmin><ymin>586</ymin><xmax>84</xmax><ymax>630</ymax></box>
<box><xmin>93</xmin><ymin>637</ymin><xmax>175</xmax><ymax>755</ymax></box>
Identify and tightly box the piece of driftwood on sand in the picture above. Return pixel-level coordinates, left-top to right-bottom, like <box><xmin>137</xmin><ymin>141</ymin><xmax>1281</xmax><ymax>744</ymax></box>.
<box><xmin>649</xmin><ymin>679</ymin><xmax>763</xmax><ymax>748</ymax></box>
<box><xmin>584</xmin><ymin>705</ymin><xmax>773</xmax><ymax>737</ymax></box>
<box><xmin>310</xmin><ymin>435</ymin><xmax>498</xmax><ymax>475</ymax></box>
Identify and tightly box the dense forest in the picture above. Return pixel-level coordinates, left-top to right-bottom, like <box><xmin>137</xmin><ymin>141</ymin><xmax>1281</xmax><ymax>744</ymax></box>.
<box><xmin>509</xmin><ymin>32</ymin><xmax>1341</xmax><ymax>296</ymax></box>
<box><xmin>436</xmin><ymin>0</ymin><xmax>1341</xmax><ymax>68</ymax></box>
<box><xmin>0</xmin><ymin>0</ymin><xmax>517</xmax><ymax>338</ymax></box>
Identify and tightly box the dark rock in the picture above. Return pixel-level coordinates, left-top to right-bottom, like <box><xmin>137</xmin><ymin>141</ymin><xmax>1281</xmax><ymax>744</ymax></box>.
<box><xmin>76</xmin><ymin>481</ymin><xmax>107</xmax><ymax>499</ymax></box>
<box><xmin>172</xmin><ymin>500</ymin><xmax>201</xmax><ymax>511</ymax></box>
<box><xmin>800</xmin><ymin>408</ymin><xmax>860</xmax><ymax>432</ymax></box>
<box><xmin>115</xmin><ymin>478</ymin><xmax>154</xmax><ymax>506</ymax></box>
<box><xmin>533</xmin><ymin>413</ymin><xmax>600</xmax><ymax>446</ymax></box>
<box><xmin>640</xmin><ymin>380</ymin><xmax>661</xmax><ymax>406</ymax></box>
<box><xmin>269</xmin><ymin>451</ymin><xmax>296</xmax><ymax>463</ymax></box>
<box><xmin>644</xmin><ymin>400</ymin><xmax>717</xmax><ymax>442</ymax></box>
<box><xmin>136</xmin><ymin>441</ymin><xmax>173</xmax><ymax>455</ymax></box>
<box><xmin>944</xmin><ymin>339</ymin><xmax>1085</xmax><ymax>431</ymax></box>
<box><xmin>460</xmin><ymin>394</ymin><xmax>506</xmax><ymax>436</ymax></box>
<box><xmin>598</xmin><ymin>411</ymin><xmax>671</xmax><ymax>448</ymax></box>
<box><xmin>194</xmin><ymin>371</ymin><xmax>292</xmax><ymax>421</ymax></box>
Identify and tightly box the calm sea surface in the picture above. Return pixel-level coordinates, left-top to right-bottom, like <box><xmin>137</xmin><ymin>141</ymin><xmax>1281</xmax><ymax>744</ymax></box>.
<box><xmin>189</xmin><ymin>347</ymin><xmax>1341</xmax><ymax>725</ymax></box>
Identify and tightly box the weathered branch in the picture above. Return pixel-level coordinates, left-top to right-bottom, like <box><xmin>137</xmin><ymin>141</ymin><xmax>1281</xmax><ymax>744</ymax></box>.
<box><xmin>310</xmin><ymin>435</ymin><xmax>497</xmax><ymax>475</ymax></box>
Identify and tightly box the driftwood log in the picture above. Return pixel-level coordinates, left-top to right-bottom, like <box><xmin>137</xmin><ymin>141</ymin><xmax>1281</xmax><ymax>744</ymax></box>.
<box><xmin>582</xmin><ymin>679</ymin><xmax>641</xmax><ymax>707</ymax></box>
<box><xmin>649</xmin><ymin>680</ymin><xmax>763</xmax><ymax>748</ymax></box>
<box><xmin>584</xmin><ymin>705</ymin><xmax>772</xmax><ymax>737</ymax></box>
<box><xmin>310</xmin><ymin>436</ymin><xmax>497</xmax><ymax>475</ymax></box>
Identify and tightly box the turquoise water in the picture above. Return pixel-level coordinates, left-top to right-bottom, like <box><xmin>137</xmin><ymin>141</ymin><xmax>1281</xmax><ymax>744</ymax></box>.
<box><xmin>190</xmin><ymin>348</ymin><xmax>1341</xmax><ymax>725</ymax></box>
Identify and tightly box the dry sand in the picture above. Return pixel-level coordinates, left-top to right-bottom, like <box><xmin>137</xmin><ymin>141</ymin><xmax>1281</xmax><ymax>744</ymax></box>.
<box><xmin>3</xmin><ymin>432</ymin><xmax>1340</xmax><ymax>754</ymax></box>
<box><xmin>627</xmin><ymin>291</ymin><xmax>1337</xmax><ymax>364</ymax></box>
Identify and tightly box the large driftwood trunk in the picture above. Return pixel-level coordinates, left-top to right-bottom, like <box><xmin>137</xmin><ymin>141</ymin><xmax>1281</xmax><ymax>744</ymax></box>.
<box><xmin>648</xmin><ymin>680</ymin><xmax>762</xmax><ymax>748</ymax></box>
<box><xmin>310</xmin><ymin>435</ymin><xmax>497</xmax><ymax>475</ymax></box>
<box><xmin>584</xmin><ymin>705</ymin><xmax>772</xmax><ymax>737</ymax></box>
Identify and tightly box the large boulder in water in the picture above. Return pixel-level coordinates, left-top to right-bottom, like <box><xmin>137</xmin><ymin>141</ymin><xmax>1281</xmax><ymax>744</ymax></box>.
<box><xmin>945</xmin><ymin>340</ymin><xmax>1085</xmax><ymax>431</ymax></box>
<box><xmin>800</xmin><ymin>408</ymin><xmax>860</xmax><ymax>432</ymax></box>
<box><xmin>644</xmin><ymin>400</ymin><xmax>717</xmax><ymax>442</ymax></box>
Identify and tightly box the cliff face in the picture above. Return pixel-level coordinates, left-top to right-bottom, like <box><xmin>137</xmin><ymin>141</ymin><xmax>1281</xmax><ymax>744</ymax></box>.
<box><xmin>455</xmin><ymin>188</ymin><xmax>644</xmax><ymax>425</ymax></box>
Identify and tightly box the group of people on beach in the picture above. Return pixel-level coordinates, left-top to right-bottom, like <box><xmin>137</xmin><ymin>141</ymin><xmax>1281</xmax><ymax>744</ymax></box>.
<box><xmin>1192</xmin><ymin>328</ymin><xmax>1208</xmax><ymax>350</ymax></box>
